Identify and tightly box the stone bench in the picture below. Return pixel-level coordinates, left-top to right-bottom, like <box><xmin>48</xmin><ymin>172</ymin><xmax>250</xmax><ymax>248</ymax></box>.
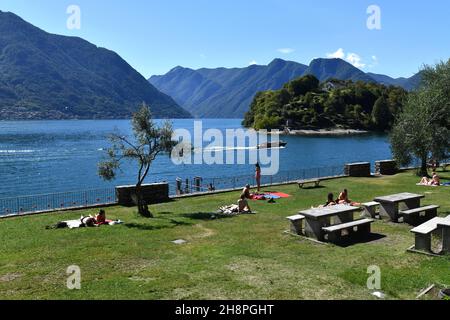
<box><xmin>344</xmin><ymin>162</ymin><xmax>371</xmax><ymax>177</ymax></box>
<box><xmin>410</xmin><ymin>216</ymin><xmax>450</xmax><ymax>253</ymax></box>
<box><xmin>322</xmin><ymin>218</ymin><xmax>374</xmax><ymax>242</ymax></box>
<box><xmin>400</xmin><ymin>205</ymin><xmax>439</xmax><ymax>225</ymax></box>
<box><xmin>298</xmin><ymin>179</ymin><xmax>321</xmax><ymax>189</ymax></box>
<box><xmin>362</xmin><ymin>201</ymin><xmax>380</xmax><ymax>219</ymax></box>
<box><xmin>286</xmin><ymin>214</ymin><xmax>305</xmax><ymax>235</ymax></box>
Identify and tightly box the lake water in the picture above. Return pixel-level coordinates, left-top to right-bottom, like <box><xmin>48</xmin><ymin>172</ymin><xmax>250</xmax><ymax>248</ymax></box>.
<box><xmin>0</xmin><ymin>119</ymin><xmax>393</xmax><ymax>198</ymax></box>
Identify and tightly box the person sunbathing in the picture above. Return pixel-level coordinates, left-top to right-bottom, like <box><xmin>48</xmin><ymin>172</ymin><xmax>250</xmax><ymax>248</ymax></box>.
<box><xmin>337</xmin><ymin>189</ymin><xmax>361</xmax><ymax>206</ymax></box>
<box><xmin>95</xmin><ymin>209</ymin><xmax>107</xmax><ymax>225</ymax></box>
<box><xmin>238</xmin><ymin>194</ymin><xmax>252</xmax><ymax>213</ymax></box>
<box><xmin>80</xmin><ymin>215</ymin><xmax>98</xmax><ymax>227</ymax></box>
<box><xmin>319</xmin><ymin>193</ymin><xmax>336</xmax><ymax>208</ymax></box>
<box><xmin>242</xmin><ymin>184</ymin><xmax>252</xmax><ymax>199</ymax></box>
<box><xmin>419</xmin><ymin>172</ymin><xmax>441</xmax><ymax>186</ymax></box>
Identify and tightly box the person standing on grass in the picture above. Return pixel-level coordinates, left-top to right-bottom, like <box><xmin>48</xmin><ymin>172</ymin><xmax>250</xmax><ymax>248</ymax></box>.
<box><xmin>255</xmin><ymin>163</ymin><xmax>262</xmax><ymax>193</ymax></box>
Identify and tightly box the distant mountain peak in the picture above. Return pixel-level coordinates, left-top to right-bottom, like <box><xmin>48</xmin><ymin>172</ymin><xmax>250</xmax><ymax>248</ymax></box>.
<box><xmin>0</xmin><ymin>11</ymin><xmax>191</xmax><ymax>120</ymax></box>
<box><xmin>150</xmin><ymin>57</ymin><xmax>421</xmax><ymax>119</ymax></box>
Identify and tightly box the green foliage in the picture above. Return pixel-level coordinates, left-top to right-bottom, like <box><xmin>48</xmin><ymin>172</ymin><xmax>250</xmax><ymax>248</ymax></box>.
<box><xmin>254</xmin><ymin>115</ymin><xmax>283</xmax><ymax>130</ymax></box>
<box><xmin>243</xmin><ymin>75</ymin><xmax>407</xmax><ymax>131</ymax></box>
<box><xmin>390</xmin><ymin>60</ymin><xmax>450</xmax><ymax>174</ymax></box>
<box><xmin>372</xmin><ymin>96</ymin><xmax>391</xmax><ymax>130</ymax></box>
<box><xmin>98</xmin><ymin>104</ymin><xmax>174</xmax><ymax>217</ymax></box>
<box><xmin>284</xmin><ymin>74</ymin><xmax>319</xmax><ymax>96</ymax></box>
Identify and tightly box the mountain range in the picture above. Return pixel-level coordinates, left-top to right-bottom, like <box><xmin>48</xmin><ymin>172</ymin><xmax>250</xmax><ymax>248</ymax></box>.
<box><xmin>0</xmin><ymin>11</ymin><xmax>191</xmax><ymax>120</ymax></box>
<box><xmin>150</xmin><ymin>58</ymin><xmax>422</xmax><ymax>118</ymax></box>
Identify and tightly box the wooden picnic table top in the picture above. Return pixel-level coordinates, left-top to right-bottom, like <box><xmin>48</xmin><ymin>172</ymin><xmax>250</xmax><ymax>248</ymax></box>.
<box><xmin>373</xmin><ymin>192</ymin><xmax>424</xmax><ymax>203</ymax></box>
<box><xmin>299</xmin><ymin>204</ymin><xmax>360</xmax><ymax>219</ymax></box>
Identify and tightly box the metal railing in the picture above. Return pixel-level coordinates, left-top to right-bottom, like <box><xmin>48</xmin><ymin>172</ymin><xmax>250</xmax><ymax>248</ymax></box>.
<box><xmin>172</xmin><ymin>165</ymin><xmax>345</xmax><ymax>196</ymax></box>
<box><xmin>2</xmin><ymin>160</ymin><xmax>447</xmax><ymax>217</ymax></box>
<box><xmin>0</xmin><ymin>188</ymin><xmax>117</xmax><ymax>217</ymax></box>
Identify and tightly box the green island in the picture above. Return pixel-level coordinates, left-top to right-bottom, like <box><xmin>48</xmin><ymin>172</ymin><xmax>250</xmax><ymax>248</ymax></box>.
<box><xmin>243</xmin><ymin>75</ymin><xmax>407</xmax><ymax>131</ymax></box>
<box><xmin>1</xmin><ymin>170</ymin><xmax>449</xmax><ymax>300</ymax></box>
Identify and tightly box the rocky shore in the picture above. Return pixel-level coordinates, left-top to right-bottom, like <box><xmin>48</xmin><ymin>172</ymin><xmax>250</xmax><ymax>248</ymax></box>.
<box><xmin>268</xmin><ymin>128</ymin><xmax>371</xmax><ymax>136</ymax></box>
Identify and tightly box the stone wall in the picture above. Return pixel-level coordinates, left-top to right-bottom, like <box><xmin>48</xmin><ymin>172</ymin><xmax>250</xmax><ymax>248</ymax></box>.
<box><xmin>375</xmin><ymin>160</ymin><xmax>398</xmax><ymax>175</ymax></box>
<box><xmin>116</xmin><ymin>183</ymin><xmax>169</xmax><ymax>206</ymax></box>
<box><xmin>344</xmin><ymin>162</ymin><xmax>371</xmax><ymax>177</ymax></box>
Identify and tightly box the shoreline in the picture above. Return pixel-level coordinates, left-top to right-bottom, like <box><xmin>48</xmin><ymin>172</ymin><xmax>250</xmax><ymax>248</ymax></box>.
<box><xmin>270</xmin><ymin>128</ymin><xmax>371</xmax><ymax>136</ymax></box>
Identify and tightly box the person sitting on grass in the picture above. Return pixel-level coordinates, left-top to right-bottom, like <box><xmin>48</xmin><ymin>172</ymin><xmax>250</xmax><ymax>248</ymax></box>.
<box><xmin>238</xmin><ymin>194</ymin><xmax>252</xmax><ymax>213</ymax></box>
<box><xmin>337</xmin><ymin>189</ymin><xmax>361</xmax><ymax>206</ymax></box>
<box><xmin>242</xmin><ymin>184</ymin><xmax>252</xmax><ymax>199</ymax></box>
<box><xmin>95</xmin><ymin>209</ymin><xmax>107</xmax><ymax>225</ymax></box>
<box><xmin>319</xmin><ymin>193</ymin><xmax>336</xmax><ymax>208</ymax></box>
<box><xmin>419</xmin><ymin>171</ymin><xmax>441</xmax><ymax>186</ymax></box>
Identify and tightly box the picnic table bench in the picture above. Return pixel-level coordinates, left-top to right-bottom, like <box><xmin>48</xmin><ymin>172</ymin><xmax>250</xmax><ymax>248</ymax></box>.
<box><xmin>373</xmin><ymin>193</ymin><xmax>425</xmax><ymax>223</ymax></box>
<box><xmin>322</xmin><ymin>218</ymin><xmax>374</xmax><ymax>242</ymax></box>
<box><xmin>362</xmin><ymin>201</ymin><xmax>380</xmax><ymax>219</ymax></box>
<box><xmin>299</xmin><ymin>204</ymin><xmax>372</xmax><ymax>243</ymax></box>
<box><xmin>400</xmin><ymin>205</ymin><xmax>439</xmax><ymax>225</ymax></box>
<box><xmin>298</xmin><ymin>179</ymin><xmax>321</xmax><ymax>189</ymax></box>
<box><xmin>286</xmin><ymin>214</ymin><xmax>305</xmax><ymax>235</ymax></box>
<box><xmin>410</xmin><ymin>215</ymin><xmax>450</xmax><ymax>253</ymax></box>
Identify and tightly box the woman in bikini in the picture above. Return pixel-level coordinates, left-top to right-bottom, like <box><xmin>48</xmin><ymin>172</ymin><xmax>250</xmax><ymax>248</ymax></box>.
<box><xmin>255</xmin><ymin>163</ymin><xmax>262</xmax><ymax>193</ymax></box>
<box><xmin>337</xmin><ymin>189</ymin><xmax>361</xmax><ymax>206</ymax></box>
<box><xmin>420</xmin><ymin>171</ymin><xmax>441</xmax><ymax>186</ymax></box>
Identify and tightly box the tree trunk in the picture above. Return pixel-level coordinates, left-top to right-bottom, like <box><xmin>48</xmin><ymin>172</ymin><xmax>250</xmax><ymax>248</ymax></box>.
<box><xmin>135</xmin><ymin>184</ymin><xmax>153</xmax><ymax>218</ymax></box>
<box><xmin>418</xmin><ymin>157</ymin><xmax>429</xmax><ymax>177</ymax></box>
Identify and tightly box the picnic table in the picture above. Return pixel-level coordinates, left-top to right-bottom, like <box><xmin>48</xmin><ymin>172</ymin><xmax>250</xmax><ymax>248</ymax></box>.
<box><xmin>373</xmin><ymin>193</ymin><xmax>424</xmax><ymax>223</ymax></box>
<box><xmin>299</xmin><ymin>204</ymin><xmax>362</xmax><ymax>241</ymax></box>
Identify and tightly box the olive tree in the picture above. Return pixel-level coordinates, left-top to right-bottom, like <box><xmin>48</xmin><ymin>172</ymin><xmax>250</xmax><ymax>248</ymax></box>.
<box><xmin>98</xmin><ymin>104</ymin><xmax>174</xmax><ymax>217</ymax></box>
<box><xmin>390</xmin><ymin>60</ymin><xmax>450</xmax><ymax>176</ymax></box>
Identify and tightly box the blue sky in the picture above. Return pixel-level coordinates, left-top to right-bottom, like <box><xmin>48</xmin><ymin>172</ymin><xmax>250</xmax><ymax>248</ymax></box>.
<box><xmin>1</xmin><ymin>0</ymin><xmax>449</xmax><ymax>78</ymax></box>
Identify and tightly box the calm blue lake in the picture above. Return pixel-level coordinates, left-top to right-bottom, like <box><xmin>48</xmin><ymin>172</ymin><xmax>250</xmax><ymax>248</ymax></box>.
<box><xmin>0</xmin><ymin>119</ymin><xmax>392</xmax><ymax>198</ymax></box>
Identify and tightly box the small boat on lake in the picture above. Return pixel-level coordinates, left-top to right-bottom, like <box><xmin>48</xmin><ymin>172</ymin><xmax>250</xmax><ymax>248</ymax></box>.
<box><xmin>257</xmin><ymin>141</ymin><xmax>287</xmax><ymax>149</ymax></box>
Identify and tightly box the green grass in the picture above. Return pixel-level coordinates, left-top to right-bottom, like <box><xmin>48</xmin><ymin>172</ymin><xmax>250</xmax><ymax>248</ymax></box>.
<box><xmin>0</xmin><ymin>170</ymin><xmax>449</xmax><ymax>300</ymax></box>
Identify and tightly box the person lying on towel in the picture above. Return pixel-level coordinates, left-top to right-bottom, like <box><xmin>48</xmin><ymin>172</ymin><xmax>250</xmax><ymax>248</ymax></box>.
<box><xmin>46</xmin><ymin>210</ymin><xmax>122</xmax><ymax>229</ymax></box>
<box><xmin>419</xmin><ymin>172</ymin><xmax>441</xmax><ymax>186</ymax></box>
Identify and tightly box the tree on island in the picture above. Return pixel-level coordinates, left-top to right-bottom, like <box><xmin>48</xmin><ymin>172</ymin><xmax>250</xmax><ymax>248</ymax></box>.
<box><xmin>243</xmin><ymin>75</ymin><xmax>407</xmax><ymax>131</ymax></box>
<box><xmin>390</xmin><ymin>60</ymin><xmax>450</xmax><ymax>176</ymax></box>
<box><xmin>98</xmin><ymin>104</ymin><xmax>174</xmax><ymax>217</ymax></box>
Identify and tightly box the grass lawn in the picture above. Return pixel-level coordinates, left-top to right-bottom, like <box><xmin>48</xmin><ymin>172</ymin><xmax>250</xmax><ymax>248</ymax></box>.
<box><xmin>0</xmin><ymin>170</ymin><xmax>449</xmax><ymax>300</ymax></box>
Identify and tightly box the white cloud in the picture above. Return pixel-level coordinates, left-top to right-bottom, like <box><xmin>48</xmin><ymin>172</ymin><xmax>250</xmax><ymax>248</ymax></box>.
<box><xmin>326</xmin><ymin>48</ymin><xmax>345</xmax><ymax>59</ymax></box>
<box><xmin>367</xmin><ymin>55</ymin><xmax>379</xmax><ymax>69</ymax></box>
<box><xmin>248</xmin><ymin>60</ymin><xmax>258</xmax><ymax>66</ymax></box>
<box><xmin>326</xmin><ymin>48</ymin><xmax>367</xmax><ymax>69</ymax></box>
<box><xmin>346</xmin><ymin>52</ymin><xmax>366</xmax><ymax>68</ymax></box>
<box><xmin>200</xmin><ymin>53</ymin><xmax>206</xmax><ymax>59</ymax></box>
<box><xmin>277</xmin><ymin>48</ymin><xmax>295</xmax><ymax>54</ymax></box>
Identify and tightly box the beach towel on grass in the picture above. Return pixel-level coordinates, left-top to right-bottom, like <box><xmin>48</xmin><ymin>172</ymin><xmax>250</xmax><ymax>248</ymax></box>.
<box><xmin>48</xmin><ymin>219</ymin><xmax>123</xmax><ymax>230</ymax></box>
<box><xmin>251</xmin><ymin>192</ymin><xmax>291</xmax><ymax>200</ymax></box>
<box><xmin>218</xmin><ymin>205</ymin><xmax>239</xmax><ymax>215</ymax></box>
<box><xmin>217</xmin><ymin>205</ymin><xmax>255</xmax><ymax>215</ymax></box>
<box><xmin>416</xmin><ymin>183</ymin><xmax>450</xmax><ymax>187</ymax></box>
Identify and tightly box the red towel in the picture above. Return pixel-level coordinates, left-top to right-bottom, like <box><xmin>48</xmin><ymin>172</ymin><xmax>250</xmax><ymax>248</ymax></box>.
<box><xmin>266</xmin><ymin>192</ymin><xmax>291</xmax><ymax>198</ymax></box>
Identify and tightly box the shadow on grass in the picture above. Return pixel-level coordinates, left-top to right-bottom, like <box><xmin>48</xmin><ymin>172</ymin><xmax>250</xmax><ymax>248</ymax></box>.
<box><xmin>181</xmin><ymin>212</ymin><xmax>235</xmax><ymax>220</ymax></box>
<box><xmin>332</xmin><ymin>233</ymin><xmax>387</xmax><ymax>248</ymax></box>
<box><xmin>124</xmin><ymin>218</ymin><xmax>192</xmax><ymax>231</ymax></box>
<box><xmin>297</xmin><ymin>186</ymin><xmax>327</xmax><ymax>190</ymax></box>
